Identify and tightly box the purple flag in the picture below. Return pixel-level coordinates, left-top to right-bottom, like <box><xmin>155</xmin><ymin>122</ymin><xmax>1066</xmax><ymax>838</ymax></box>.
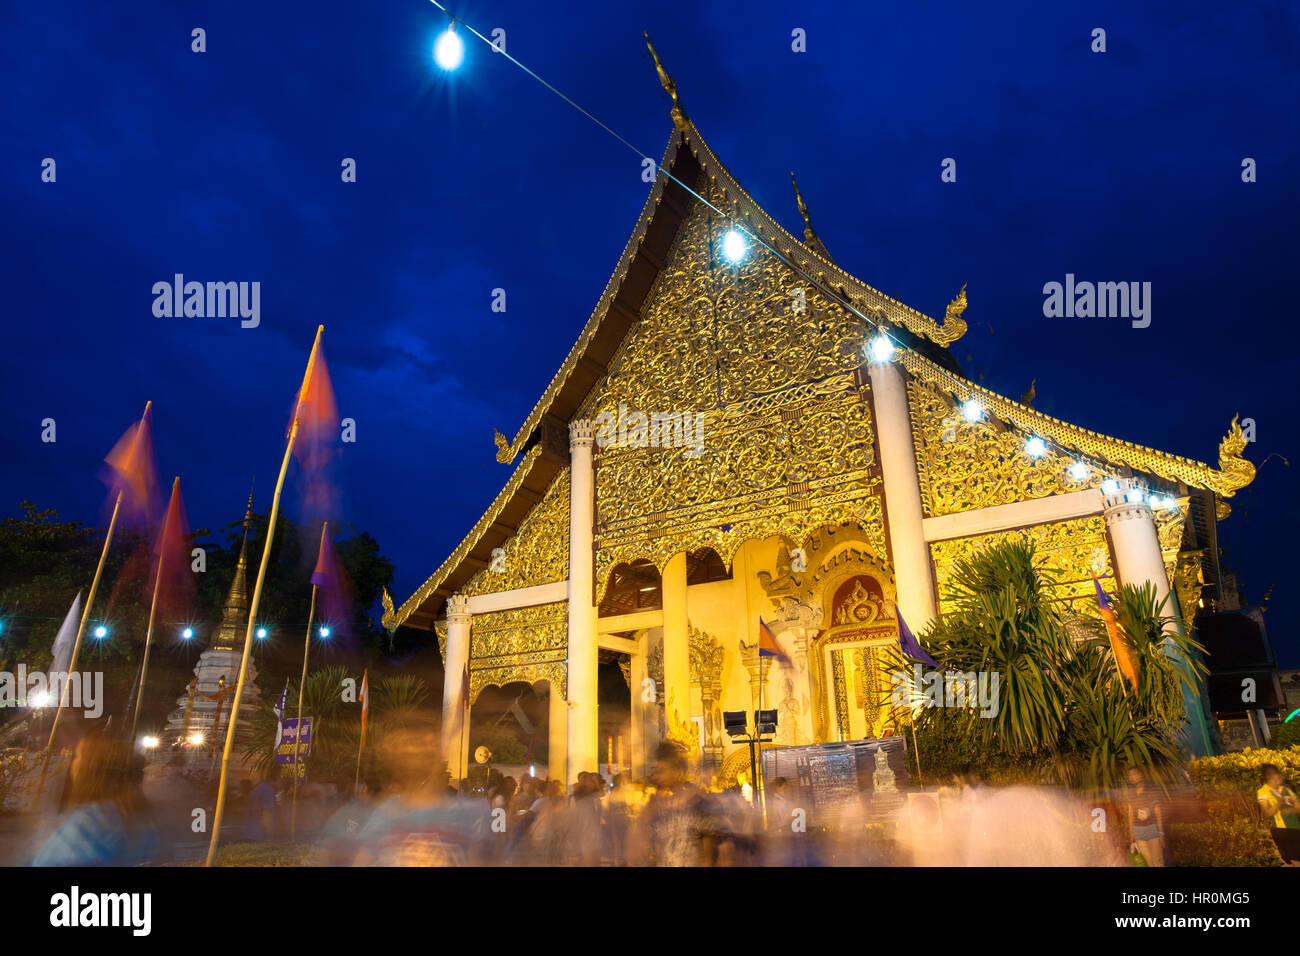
<box><xmin>895</xmin><ymin>604</ymin><xmax>938</xmax><ymax>667</ymax></box>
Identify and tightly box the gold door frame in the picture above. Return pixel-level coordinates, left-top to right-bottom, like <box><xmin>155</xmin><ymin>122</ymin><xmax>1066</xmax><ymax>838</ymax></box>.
<box><xmin>811</xmin><ymin>622</ymin><xmax>896</xmax><ymax>743</ymax></box>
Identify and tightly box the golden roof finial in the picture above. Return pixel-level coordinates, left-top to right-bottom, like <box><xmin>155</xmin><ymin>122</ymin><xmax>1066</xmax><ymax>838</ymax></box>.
<box><xmin>789</xmin><ymin>170</ymin><xmax>836</xmax><ymax>263</ymax></box>
<box><xmin>644</xmin><ymin>32</ymin><xmax>689</xmax><ymax>130</ymax></box>
<box><xmin>939</xmin><ymin>284</ymin><xmax>969</xmax><ymax>344</ymax></box>
<box><xmin>789</xmin><ymin>170</ymin><xmax>817</xmax><ymax>244</ymax></box>
<box><xmin>1216</xmin><ymin>414</ymin><xmax>1256</xmax><ymax>496</ymax></box>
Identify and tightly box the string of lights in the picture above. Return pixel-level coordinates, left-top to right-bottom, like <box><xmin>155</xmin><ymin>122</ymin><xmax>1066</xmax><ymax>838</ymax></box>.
<box><xmin>425</xmin><ymin>3</ymin><xmax>1184</xmax><ymax>512</ymax></box>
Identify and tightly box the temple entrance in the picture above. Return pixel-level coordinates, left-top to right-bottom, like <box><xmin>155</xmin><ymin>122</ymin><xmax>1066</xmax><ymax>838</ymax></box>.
<box><xmin>811</xmin><ymin>575</ymin><xmax>899</xmax><ymax>743</ymax></box>
<box><xmin>597</xmin><ymin>649</ymin><xmax>632</xmax><ymax>778</ymax></box>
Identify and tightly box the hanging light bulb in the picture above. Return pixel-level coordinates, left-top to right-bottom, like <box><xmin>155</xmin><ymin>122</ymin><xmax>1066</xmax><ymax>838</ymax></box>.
<box><xmin>1069</xmin><ymin>461</ymin><xmax>1089</xmax><ymax>481</ymax></box>
<box><xmin>867</xmin><ymin>334</ymin><xmax>894</xmax><ymax>363</ymax></box>
<box><xmin>434</xmin><ymin>22</ymin><xmax>464</xmax><ymax>71</ymax></box>
<box><xmin>1101</xmin><ymin>478</ymin><xmax>1120</xmax><ymax>496</ymax></box>
<box><xmin>961</xmin><ymin>399</ymin><xmax>982</xmax><ymax>422</ymax></box>
<box><xmin>1024</xmin><ymin>436</ymin><xmax>1047</xmax><ymax>458</ymax></box>
<box><xmin>721</xmin><ymin>229</ymin><xmax>747</xmax><ymax>264</ymax></box>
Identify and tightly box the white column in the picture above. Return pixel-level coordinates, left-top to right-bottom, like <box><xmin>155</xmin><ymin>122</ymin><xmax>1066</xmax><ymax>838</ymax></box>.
<box><xmin>566</xmin><ymin>420</ymin><xmax>599</xmax><ymax>784</ymax></box>
<box><xmin>868</xmin><ymin>357</ymin><xmax>938</xmax><ymax>632</ymax></box>
<box><xmin>1103</xmin><ymin>479</ymin><xmax>1213</xmax><ymax>756</ymax></box>
<box><xmin>547</xmin><ymin>681</ymin><xmax>567</xmax><ymax>783</ymax></box>
<box><xmin>441</xmin><ymin>593</ymin><xmax>471</xmax><ymax>783</ymax></box>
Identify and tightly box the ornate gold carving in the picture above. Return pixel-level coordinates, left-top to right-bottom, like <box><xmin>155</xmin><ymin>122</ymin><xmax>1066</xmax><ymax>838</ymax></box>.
<box><xmin>831</xmin><ymin>651</ymin><xmax>850</xmax><ymax>741</ymax></box>
<box><xmin>811</xmin><ymin>587</ymin><xmax>898</xmax><ymax>744</ymax></box>
<box><xmin>434</xmin><ymin>620</ymin><xmax>447</xmax><ymax>665</ymax></box>
<box><xmin>463</xmin><ymin>470</ymin><xmax>569</xmax><ymax>597</ymax></box>
<box><xmin>688</xmin><ymin>625</ymin><xmax>726</xmax><ymax>767</ymax></box>
<box><xmin>902</xmin><ymin>349</ymin><xmax>1255</xmax><ymax>500</ymax></box>
<box><xmin>493</xmin><ymin>428</ymin><xmax>511</xmax><ymax>463</ymax></box>
<box><xmin>493</xmin><ymin>111</ymin><xmax>967</xmax><ymax>466</ymax></box>
<box><xmin>929</xmin><ymin>516</ymin><xmax>1114</xmax><ymax>615</ymax></box>
<box><xmin>853</xmin><ymin>647</ymin><xmax>884</xmax><ymax>737</ymax></box>
<box><xmin>909</xmin><ymin>376</ymin><xmax>1098</xmax><ymax>517</ymax></box>
<box><xmin>1173</xmin><ymin>551</ymin><xmax>1204</xmax><ymax>626</ymax></box>
<box><xmin>940</xmin><ymin>284</ymin><xmax>968</xmax><ymax>345</ymax></box>
<box><xmin>583</xmin><ymin>183</ymin><xmax>886</xmax><ymax>600</ymax></box>
<box><xmin>1216</xmin><ymin>415</ymin><xmax>1255</xmax><ymax>496</ymax></box>
<box><xmin>470</xmin><ymin>662</ymin><xmax>566</xmax><ymax>705</ymax></box>
<box><xmin>380</xmin><ymin>587</ymin><xmax>394</xmax><ymax>631</ymax></box>
<box><xmin>468</xmin><ymin>602</ymin><xmax>568</xmax><ymax>702</ymax></box>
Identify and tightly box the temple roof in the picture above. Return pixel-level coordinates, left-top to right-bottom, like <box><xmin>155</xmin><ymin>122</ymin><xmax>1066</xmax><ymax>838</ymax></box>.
<box><xmin>385</xmin><ymin>44</ymin><xmax>1253</xmax><ymax>634</ymax></box>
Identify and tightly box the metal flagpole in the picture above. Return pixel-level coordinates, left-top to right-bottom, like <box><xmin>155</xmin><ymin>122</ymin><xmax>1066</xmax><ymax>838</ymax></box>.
<box><xmin>206</xmin><ymin>327</ymin><xmax>323</xmax><ymax>866</ymax></box>
<box><xmin>129</xmin><ymin>475</ymin><xmax>179</xmax><ymax>745</ymax></box>
<box><xmin>290</xmin><ymin>580</ymin><xmax>318</xmax><ymax>841</ymax></box>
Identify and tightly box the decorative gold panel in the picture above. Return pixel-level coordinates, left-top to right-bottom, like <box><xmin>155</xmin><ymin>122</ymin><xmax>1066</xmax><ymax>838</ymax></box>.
<box><xmin>463</xmin><ymin>470</ymin><xmax>569</xmax><ymax>597</ymax></box>
<box><xmin>909</xmin><ymin>378</ymin><xmax>1101</xmax><ymax>518</ymax></box>
<box><xmin>585</xmin><ymin>184</ymin><xmax>887</xmax><ymax>601</ymax></box>
<box><xmin>903</xmin><ymin>352</ymin><xmax>1254</xmax><ymax>501</ymax></box>
<box><xmin>592</xmin><ymin>384</ymin><xmax>885</xmax><ymax>601</ymax></box>
<box><xmin>589</xmin><ymin>182</ymin><xmax>869</xmax><ymax>413</ymax></box>
<box><xmin>929</xmin><ymin>516</ymin><xmax>1114</xmax><ymax>615</ymax></box>
<box><xmin>468</xmin><ymin>601</ymin><xmax>568</xmax><ymax>702</ymax></box>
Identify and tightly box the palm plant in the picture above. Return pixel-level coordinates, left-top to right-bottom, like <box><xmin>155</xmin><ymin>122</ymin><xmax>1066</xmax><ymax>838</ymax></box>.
<box><xmin>242</xmin><ymin>664</ymin><xmax>353</xmax><ymax>781</ymax></box>
<box><xmin>915</xmin><ymin>539</ymin><xmax>1196</xmax><ymax>790</ymax></box>
<box><xmin>919</xmin><ymin>540</ymin><xmax>1071</xmax><ymax>755</ymax></box>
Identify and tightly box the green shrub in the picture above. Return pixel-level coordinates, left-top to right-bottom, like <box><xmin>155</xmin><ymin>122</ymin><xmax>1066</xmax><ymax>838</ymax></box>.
<box><xmin>1167</xmin><ymin>798</ymin><xmax>1282</xmax><ymax>866</ymax></box>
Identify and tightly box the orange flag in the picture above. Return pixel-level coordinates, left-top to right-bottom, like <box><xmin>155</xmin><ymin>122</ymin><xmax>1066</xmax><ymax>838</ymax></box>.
<box><xmin>102</xmin><ymin>402</ymin><xmax>160</xmax><ymax>526</ymax></box>
<box><xmin>1095</xmin><ymin>577</ymin><xmax>1139</xmax><ymax>691</ymax></box>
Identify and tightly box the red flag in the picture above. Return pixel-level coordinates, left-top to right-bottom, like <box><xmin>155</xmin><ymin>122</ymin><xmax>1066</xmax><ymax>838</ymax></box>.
<box><xmin>101</xmin><ymin>402</ymin><xmax>160</xmax><ymax>527</ymax></box>
<box><xmin>152</xmin><ymin>477</ymin><xmax>197</xmax><ymax>625</ymax></box>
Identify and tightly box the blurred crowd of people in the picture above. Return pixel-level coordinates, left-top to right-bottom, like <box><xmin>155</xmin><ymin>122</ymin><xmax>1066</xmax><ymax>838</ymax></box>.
<box><xmin>10</xmin><ymin>730</ymin><xmax>1300</xmax><ymax>867</ymax></box>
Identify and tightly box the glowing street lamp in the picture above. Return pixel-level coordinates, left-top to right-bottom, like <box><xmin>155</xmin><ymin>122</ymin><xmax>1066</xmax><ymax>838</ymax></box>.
<box><xmin>29</xmin><ymin>690</ymin><xmax>52</xmax><ymax>709</ymax></box>
<box><xmin>188</xmin><ymin>732</ymin><xmax>204</xmax><ymax>747</ymax></box>
<box><xmin>319</xmin><ymin>625</ymin><xmax>331</xmax><ymax>639</ymax></box>
<box><xmin>141</xmin><ymin>735</ymin><xmax>160</xmax><ymax>750</ymax></box>
<box><xmin>256</xmin><ymin>627</ymin><xmax>268</xmax><ymax>640</ymax></box>
<box><xmin>434</xmin><ymin>23</ymin><xmax>464</xmax><ymax>71</ymax></box>
<box><xmin>181</xmin><ymin>627</ymin><xmax>194</xmax><ymax>640</ymax></box>
<box><xmin>92</xmin><ymin>625</ymin><xmax>108</xmax><ymax>639</ymax></box>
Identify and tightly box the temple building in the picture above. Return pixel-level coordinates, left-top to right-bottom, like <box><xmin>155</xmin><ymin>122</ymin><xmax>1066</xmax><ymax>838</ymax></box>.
<box><xmin>383</xmin><ymin>42</ymin><xmax>1255</xmax><ymax>784</ymax></box>
<box><xmin>163</xmin><ymin>493</ymin><xmax>263</xmax><ymax>758</ymax></box>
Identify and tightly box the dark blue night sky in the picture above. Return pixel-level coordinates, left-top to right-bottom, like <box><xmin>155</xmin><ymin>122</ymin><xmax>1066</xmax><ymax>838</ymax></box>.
<box><xmin>2</xmin><ymin>2</ymin><xmax>1297</xmax><ymax>661</ymax></box>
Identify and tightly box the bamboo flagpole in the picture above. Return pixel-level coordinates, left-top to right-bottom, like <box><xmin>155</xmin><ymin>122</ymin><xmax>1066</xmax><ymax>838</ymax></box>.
<box><xmin>206</xmin><ymin>326</ymin><xmax>325</xmax><ymax>866</ymax></box>
<box><xmin>34</xmin><ymin>400</ymin><xmax>152</xmax><ymax>806</ymax></box>
<box><xmin>128</xmin><ymin>475</ymin><xmax>181</xmax><ymax>745</ymax></box>
<box><xmin>353</xmin><ymin>668</ymin><xmax>368</xmax><ymax>795</ymax></box>
<box><xmin>289</xmin><ymin>572</ymin><xmax>318</xmax><ymax>841</ymax></box>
